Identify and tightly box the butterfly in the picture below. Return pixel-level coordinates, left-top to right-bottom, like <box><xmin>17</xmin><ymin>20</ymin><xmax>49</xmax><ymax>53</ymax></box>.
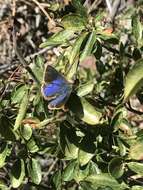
<box><xmin>41</xmin><ymin>65</ymin><xmax>73</xmax><ymax>110</ymax></box>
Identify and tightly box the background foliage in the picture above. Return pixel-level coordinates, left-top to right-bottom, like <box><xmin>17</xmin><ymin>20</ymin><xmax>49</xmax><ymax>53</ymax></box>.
<box><xmin>0</xmin><ymin>0</ymin><xmax>143</xmax><ymax>189</ymax></box>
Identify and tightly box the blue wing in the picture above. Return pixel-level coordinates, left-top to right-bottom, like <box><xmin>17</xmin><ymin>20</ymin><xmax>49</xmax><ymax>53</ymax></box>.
<box><xmin>42</xmin><ymin>78</ymin><xmax>66</xmax><ymax>97</ymax></box>
<box><xmin>41</xmin><ymin>65</ymin><xmax>72</xmax><ymax>109</ymax></box>
<box><xmin>48</xmin><ymin>88</ymin><xmax>71</xmax><ymax>109</ymax></box>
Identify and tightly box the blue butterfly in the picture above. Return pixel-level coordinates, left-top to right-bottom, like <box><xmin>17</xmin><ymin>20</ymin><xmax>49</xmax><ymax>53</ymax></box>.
<box><xmin>41</xmin><ymin>65</ymin><xmax>72</xmax><ymax>110</ymax></box>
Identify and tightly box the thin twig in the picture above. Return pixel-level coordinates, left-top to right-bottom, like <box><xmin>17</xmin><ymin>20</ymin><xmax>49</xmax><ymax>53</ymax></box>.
<box><xmin>25</xmin><ymin>46</ymin><xmax>52</xmax><ymax>62</ymax></box>
<box><xmin>45</xmin><ymin>158</ymin><xmax>58</xmax><ymax>177</ymax></box>
<box><xmin>105</xmin><ymin>0</ymin><xmax>112</xmax><ymax>14</ymax></box>
<box><xmin>109</xmin><ymin>0</ymin><xmax>121</xmax><ymax>22</ymax></box>
<box><xmin>12</xmin><ymin>0</ymin><xmax>16</xmax><ymax>17</ymax></box>
<box><xmin>87</xmin><ymin>0</ymin><xmax>102</xmax><ymax>14</ymax></box>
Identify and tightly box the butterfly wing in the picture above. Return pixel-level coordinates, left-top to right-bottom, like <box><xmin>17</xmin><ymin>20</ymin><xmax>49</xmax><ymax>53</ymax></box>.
<box><xmin>48</xmin><ymin>87</ymin><xmax>72</xmax><ymax>109</ymax></box>
<box><xmin>41</xmin><ymin>65</ymin><xmax>72</xmax><ymax>109</ymax></box>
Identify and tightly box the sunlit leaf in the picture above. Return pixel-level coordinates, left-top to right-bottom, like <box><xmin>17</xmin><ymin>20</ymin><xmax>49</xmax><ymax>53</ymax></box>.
<box><xmin>127</xmin><ymin>162</ymin><xmax>143</xmax><ymax>175</ymax></box>
<box><xmin>62</xmin><ymin>160</ymin><xmax>77</xmax><ymax>181</ymax></box>
<box><xmin>108</xmin><ymin>157</ymin><xmax>124</xmax><ymax>179</ymax></box>
<box><xmin>27</xmin><ymin>158</ymin><xmax>42</xmax><ymax>185</ymax></box>
<box><xmin>84</xmin><ymin>173</ymin><xmax>128</xmax><ymax>189</ymax></box>
<box><xmin>80</xmin><ymin>31</ymin><xmax>97</xmax><ymax>62</ymax></box>
<box><xmin>124</xmin><ymin>59</ymin><xmax>143</xmax><ymax>101</ymax></box>
<box><xmin>129</xmin><ymin>139</ymin><xmax>143</xmax><ymax>160</ymax></box>
<box><xmin>11</xmin><ymin>159</ymin><xmax>25</xmax><ymax>188</ymax></box>
<box><xmin>62</xmin><ymin>14</ymin><xmax>87</xmax><ymax>31</ymax></box>
<box><xmin>14</xmin><ymin>89</ymin><xmax>29</xmax><ymax>131</ymax></box>
<box><xmin>77</xmin><ymin>82</ymin><xmax>94</xmax><ymax>97</ymax></box>
<box><xmin>20</xmin><ymin>124</ymin><xmax>32</xmax><ymax>141</ymax></box>
<box><xmin>0</xmin><ymin>143</ymin><xmax>9</xmax><ymax>168</ymax></box>
<box><xmin>132</xmin><ymin>14</ymin><xmax>143</xmax><ymax>47</ymax></box>
<box><xmin>27</xmin><ymin>138</ymin><xmax>39</xmax><ymax>153</ymax></box>
<box><xmin>39</xmin><ymin>30</ymin><xmax>75</xmax><ymax>48</ymax></box>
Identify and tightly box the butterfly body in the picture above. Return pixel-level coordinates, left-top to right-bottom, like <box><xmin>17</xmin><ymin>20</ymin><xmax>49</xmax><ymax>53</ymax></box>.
<box><xmin>41</xmin><ymin>65</ymin><xmax>72</xmax><ymax>109</ymax></box>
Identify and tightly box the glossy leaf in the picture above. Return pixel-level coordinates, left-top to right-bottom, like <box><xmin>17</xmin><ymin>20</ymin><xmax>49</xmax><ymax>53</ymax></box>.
<box><xmin>27</xmin><ymin>138</ymin><xmax>39</xmax><ymax>153</ymax></box>
<box><xmin>69</xmin><ymin>32</ymin><xmax>87</xmax><ymax>65</ymax></box>
<box><xmin>129</xmin><ymin>139</ymin><xmax>143</xmax><ymax>160</ymax></box>
<box><xmin>62</xmin><ymin>160</ymin><xmax>77</xmax><ymax>181</ymax></box>
<box><xmin>0</xmin><ymin>143</ymin><xmax>8</xmax><ymax>168</ymax></box>
<box><xmin>0</xmin><ymin>116</ymin><xmax>16</xmax><ymax>141</ymax></box>
<box><xmin>0</xmin><ymin>182</ymin><xmax>9</xmax><ymax>190</ymax></box>
<box><xmin>62</xmin><ymin>14</ymin><xmax>87</xmax><ymax>31</ymax></box>
<box><xmin>132</xmin><ymin>14</ymin><xmax>143</xmax><ymax>46</ymax></box>
<box><xmin>60</xmin><ymin>124</ymin><xmax>79</xmax><ymax>159</ymax></box>
<box><xmin>11</xmin><ymin>159</ymin><xmax>25</xmax><ymax>188</ymax></box>
<box><xmin>20</xmin><ymin>124</ymin><xmax>32</xmax><ymax>141</ymax></box>
<box><xmin>84</xmin><ymin>174</ymin><xmax>128</xmax><ymax>189</ymax></box>
<box><xmin>52</xmin><ymin>170</ymin><xmax>62</xmax><ymax>190</ymax></box>
<box><xmin>68</xmin><ymin>95</ymin><xmax>102</xmax><ymax>125</ymax></box>
<box><xmin>79</xmin><ymin>97</ymin><xmax>102</xmax><ymax>125</ymax></box>
<box><xmin>14</xmin><ymin>89</ymin><xmax>29</xmax><ymax>131</ymax></box>
<box><xmin>127</xmin><ymin>162</ymin><xmax>143</xmax><ymax>175</ymax></box>
<box><xmin>27</xmin><ymin>158</ymin><xmax>42</xmax><ymax>185</ymax></box>
<box><xmin>39</xmin><ymin>30</ymin><xmax>75</xmax><ymax>48</ymax></box>
<box><xmin>72</xmin><ymin>0</ymin><xmax>87</xmax><ymax>17</ymax></box>
<box><xmin>131</xmin><ymin>186</ymin><xmax>143</xmax><ymax>190</ymax></box>
<box><xmin>124</xmin><ymin>59</ymin><xmax>143</xmax><ymax>101</ymax></box>
<box><xmin>80</xmin><ymin>31</ymin><xmax>97</xmax><ymax>62</ymax></box>
<box><xmin>11</xmin><ymin>85</ymin><xmax>28</xmax><ymax>104</ymax></box>
<box><xmin>108</xmin><ymin>157</ymin><xmax>124</xmax><ymax>179</ymax></box>
<box><xmin>74</xmin><ymin>163</ymin><xmax>91</xmax><ymax>182</ymax></box>
<box><xmin>77</xmin><ymin>82</ymin><xmax>94</xmax><ymax>97</ymax></box>
<box><xmin>66</xmin><ymin>32</ymin><xmax>87</xmax><ymax>81</ymax></box>
<box><xmin>78</xmin><ymin>149</ymin><xmax>94</xmax><ymax>166</ymax></box>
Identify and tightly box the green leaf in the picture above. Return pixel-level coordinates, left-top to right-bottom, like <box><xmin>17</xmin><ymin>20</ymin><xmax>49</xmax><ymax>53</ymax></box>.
<box><xmin>68</xmin><ymin>95</ymin><xmax>102</xmax><ymax>125</ymax></box>
<box><xmin>78</xmin><ymin>149</ymin><xmax>94</xmax><ymax>166</ymax></box>
<box><xmin>20</xmin><ymin>124</ymin><xmax>32</xmax><ymax>141</ymax></box>
<box><xmin>127</xmin><ymin>162</ymin><xmax>143</xmax><ymax>175</ymax></box>
<box><xmin>79</xmin><ymin>97</ymin><xmax>102</xmax><ymax>125</ymax></box>
<box><xmin>39</xmin><ymin>29</ymin><xmax>75</xmax><ymax>48</ymax></box>
<box><xmin>0</xmin><ymin>182</ymin><xmax>9</xmax><ymax>190</ymax></box>
<box><xmin>66</xmin><ymin>32</ymin><xmax>87</xmax><ymax>81</ymax></box>
<box><xmin>52</xmin><ymin>170</ymin><xmax>62</xmax><ymax>190</ymax></box>
<box><xmin>72</xmin><ymin>0</ymin><xmax>87</xmax><ymax>17</ymax></box>
<box><xmin>131</xmin><ymin>185</ymin><xmax>143</xmax><ymax>190</ymax></box>
<box><xmin>74</xmin><ymin>163</ymin><xmax>91</xmax><ymax>182</ymax></box>
<box><xmin>84</xmin><ymin>173</ymin><xmax>128</xmax><ymax>190</ymax></box>
<box><xmin>11</xmin><ymin>85</ymin><xmax>28</xmax><ymax>104</ymax></box>
<box><xmin>11</xmin><ymin>159</ymin><xmax>25</xmax><ymax>188</ymax></box>
<box><xmin>124</xmin><ymin>59</ymin><xmax>143</xmax><ymax>101</ymax></box>
<box><xmin>60</xmin><ymin>124</ymin><xmax>79</xmax><ymax>159</ymax></box>
<box><xmin>132</xmin><ymin>14</ymin><xmax>143</xmax><ymax>47</ymax></box>
<box><xmin>62</xmin><ymin>14</ymin><xmax>87</xmax><ymax>31</ymax></box>
<box><xmin>30</xmin><ymin>55</ymin><xmax>44</xmax><ymax>83</ymax></box>
<box><xmin>0</xmin><ymin>116</ymin><xmax>16</xmax><ymax>141</ymax></box>
<box><xmin>62</xmin><ymin>160</ymin><xmax>77</xmax><ymax>181</ymax></box>
<box><xmin>69</xmin><ymin>32</ymin><xmax>88</xmax><ymax>64</ymax></box>
<box><xmin>80</xmin><ymin>31</ymin><xmax>97</xmax><ymax>62</ymax></box>
<box><xmin>132</xmin><ymin>48</ymin><xmax>142</xmax><ymax>61</ymax></box>
<box><xmin>14</xmin><ymin>89</ymin><xmax>29</xmax><ymax>131</ymax></box>
<box><xmin>78</xmin><ymin>137</ymin><xmax>95</xmax><ymax>166</ymax></box>
<box><xmin>27</xmin><ymin>138</ymin><xmax>39</xmax><ymax>153</ymax></box>
<box><xmin>0</xmin><ymin>143</ymin><xmax>9</xmax><ymax>168</ymax></box>
<box><xmin>27</xmin><ymin>158</ymin><xmax>42</xmax><ymax>185</ymax></box>
<box><xmin>129</xmin><ymin>139</ymin><xmax>143</xmax><ymax>160</ymax></box>
<box><xmin>108</xmin><ymin>157</ymin><xmax>124</xmax><ymax>179</ymax></box>
<box><xmin>77</xmin><ymin>82</ymin><xmax>95</xmax><ymax>97</ymax></box>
